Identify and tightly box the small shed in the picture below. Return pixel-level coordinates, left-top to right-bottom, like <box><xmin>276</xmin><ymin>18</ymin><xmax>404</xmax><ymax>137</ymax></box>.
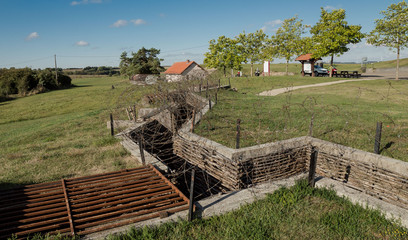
<box><xmin>164</xmin><ymin>60</ymin><xmax>208</xmax><ymax>82</ymax></box>
<box><xmin>295</xmin><ymin>53</ymin><xmax>321</xmax><ymax>77</ymax></box>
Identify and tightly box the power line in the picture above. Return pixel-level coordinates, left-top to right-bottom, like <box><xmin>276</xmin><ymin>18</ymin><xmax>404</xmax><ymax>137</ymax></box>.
<box><xmin>59</xmin><ymin>55</ymin><xmax>118</xmax><ymax>58</ymax></box>
<box><xmin>0</xmin><ymin>56</ymin><xmax>53</xmax><ymax>67</ymax></box>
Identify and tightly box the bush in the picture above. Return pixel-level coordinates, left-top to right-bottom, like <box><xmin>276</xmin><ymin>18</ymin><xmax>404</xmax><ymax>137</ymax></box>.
<box><xmin>0</xmin><ymin>68</ymin><xmax>72</xmax><ymax>99</ymax></box>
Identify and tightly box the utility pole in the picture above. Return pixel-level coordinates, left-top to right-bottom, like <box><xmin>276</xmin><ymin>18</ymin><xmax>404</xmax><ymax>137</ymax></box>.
<box><xmin>54</xmin><ymin>54</ymin><xmax>58</xmax><ymax>82</ymax></box>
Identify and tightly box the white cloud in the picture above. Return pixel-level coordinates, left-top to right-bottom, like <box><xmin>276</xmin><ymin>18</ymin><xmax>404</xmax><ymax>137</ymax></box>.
<box><xmin>71</xmin><ymin>0</ymin><xmax>102</xmax><ymax>6</ymax></box>
<box><xmin>75</xmin><ymin>40</ymin><xmax>89</xmax><ymax>46</ymax></box>
<box><xmin>261</xmin><ymin>19</ymin><xmax>283</xmax><ymax>33</ymax></box>
<box><xmin>131</xmin><ymin>19</ymin><xmax>146</xmax><ymax>25</ymax></box>
<box><xmin>111</xmin><ymin>19</ymin><xmax>128</xmax><ymax>28</ymax></box>
<box><xmin>323</xmin><ymin>5</ymin><xmax>336</xmax><ymax>11</ymax></box>
<box><xmin>25</xmin><ymin>32</ymin><xmax>39</xmax><ymax>41</ymax></box>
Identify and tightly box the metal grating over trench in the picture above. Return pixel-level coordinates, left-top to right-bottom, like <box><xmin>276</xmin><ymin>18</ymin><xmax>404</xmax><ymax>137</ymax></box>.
<box><xmin>0</xmin><ymin>164</ymin><xmax>190</xmax><ymax>239</ymax></box>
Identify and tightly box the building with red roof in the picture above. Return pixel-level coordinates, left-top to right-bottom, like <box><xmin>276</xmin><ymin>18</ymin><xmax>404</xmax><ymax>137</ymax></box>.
<box><xmin>164</xmin><ymin>60</ymin><xmax>208</xmax><ymax>82</ymax></box>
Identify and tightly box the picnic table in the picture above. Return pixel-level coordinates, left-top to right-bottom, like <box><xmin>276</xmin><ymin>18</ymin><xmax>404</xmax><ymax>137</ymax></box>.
<box><xmin>334</xmin><ymin>71</ymin><xmax>361</xmax><ymax>78</ymax></box>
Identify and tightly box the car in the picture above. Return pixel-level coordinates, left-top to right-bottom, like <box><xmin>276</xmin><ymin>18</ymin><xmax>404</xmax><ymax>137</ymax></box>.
<box><xmin>313</xmin><ymin>65</ymin><xmax>329</xmax><ymax>76</ymax></box>
<box><xmin>303</xmin><ymin>63</ymin><xmax>328</xmax><ymax>76</ymax></box>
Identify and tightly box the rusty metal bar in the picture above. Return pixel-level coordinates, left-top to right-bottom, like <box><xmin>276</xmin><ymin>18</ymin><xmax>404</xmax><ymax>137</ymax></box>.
<box><xmin>72</xmin><ymin>188</ymin><xmax>173</xmax><ymax>214</ymax></box>
<box><xmin>149</xmin><ymin>164</ymin><xmax>190</xmax><ymax>204</ymax></box>
<box><xmin>68</xmin><ymin>174</ymin><xmax>160</xmax><ymax>197</ymax></box>
<box><xmin>72</xmin><ymin>184</ymin><xmax>170</xmax><ymax>208</ymax></box>
<box><xmin>70</xmin><ymin>181</ymin><xmax>167</xmax><ymax>205</ymax></box>
<box><xmin>61</xmin><ymin>179</ymin><xmax>75</xmax><ymax>236</ymax></box>
<box><xmin>0</xmin><ymin>164</ymin><xmax>190</xmax><ymax>239</ymax></box>
<box><xmin>76</xmin><ymin>198</ymin><xmax>186</xmax><ymax>231</ymax></box>
<box><xmin>74</xmin><ymin>195</ymin><xmax>183</xmax><ymax>223</ymax></box>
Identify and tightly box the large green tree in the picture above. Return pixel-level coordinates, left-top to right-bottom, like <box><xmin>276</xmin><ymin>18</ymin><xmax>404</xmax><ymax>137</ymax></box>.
<box><xmin>236</xmin><ymin>30</ymin><xmax>268</xmax><ymax>76</ymax></box>
<box><xmin>119</xmin><ymin>47</ymin><xmax>164</xmax><ymax>79</ymax></box>
<box><xmin>311</xmin><ymin>8</ymin><xmax>364</xmax><ymax>76</ymax></box>
<box><xmin>272</xmin><ymin>16</ymin><xmax>308</xmax><ymax>75</ymax></box>
<box><xmin>367</xmin><ymin>1</ymin><xmax>408</xmax><ymax>80</ymax></box>
<box><xmin>204</xmin><ymin>36</ymin><xmax>244</xmax><ymax>77</ymax></box>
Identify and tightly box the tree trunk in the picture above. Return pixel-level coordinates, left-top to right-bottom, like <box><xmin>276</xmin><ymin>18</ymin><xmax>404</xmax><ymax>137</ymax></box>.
<box><xmin>231</xmin><ymin>68</ymin><xmax>234</xmax><ymax>78</ymax></box>
<box><xmin>311</xmin><ymin>61</ymin><xmax>315</xmax><ymax>77</ymax></box>
<box><xmin>329</xmin><ymin>54</ymin><xmax>334</xmax><ymax>78</ymax></box>
<box><xmin>396</xmin><ymin>46</ymin><xmax>400</xmax><ymax>80</ymax></box>
<box><xmin>286</xmin><ymin>60</ymin><xmax>289</xmax><ymax>76</ymax></box>
<box><xmin>251</xmin><ymin>63</ymin><xmax>253</xmax><ymax>77</ymax></box>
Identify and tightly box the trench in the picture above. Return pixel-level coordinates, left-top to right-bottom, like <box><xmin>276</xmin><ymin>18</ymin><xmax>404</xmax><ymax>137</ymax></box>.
<box><xmin>128</xmin><ymin>106</ymin><xmax>228</xmax><ymax>200</ymax></box>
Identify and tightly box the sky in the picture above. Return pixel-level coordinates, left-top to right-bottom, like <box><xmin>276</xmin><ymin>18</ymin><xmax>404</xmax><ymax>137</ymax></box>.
<box><xmin>0</xmin><ymin>0</ymin><xmax>406</xmax><ymax>69</ymax></box>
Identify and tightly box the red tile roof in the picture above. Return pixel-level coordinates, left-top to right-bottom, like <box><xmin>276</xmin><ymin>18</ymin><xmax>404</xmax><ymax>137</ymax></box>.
<box><xmin>164</xmin><ymin>60</ymin><xmax>196</xmax><ymax>74</ymax></box>
<box><xmin>295</xmin><ymin>53</ymin><xmax>321</xmax><ymax>61</ymax></box>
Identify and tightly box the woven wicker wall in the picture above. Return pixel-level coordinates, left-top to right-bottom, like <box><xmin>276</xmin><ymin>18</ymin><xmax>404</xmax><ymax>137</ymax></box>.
<box><xmin>173</xmin><ymin>135</ymin><xmax>240</xmax><ymax>190</ymax></box>
<box><xmin>310</xmin><ymin>138</ymin><xmax>408</xmax><ymax>210</ymax></box>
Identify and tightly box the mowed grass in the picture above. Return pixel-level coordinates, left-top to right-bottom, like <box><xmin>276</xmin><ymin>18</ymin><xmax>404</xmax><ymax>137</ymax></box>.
<box><xmin>0</xmin><ymin>76</ymin><xmax>149</xmax><ymax>189</ymax></box>
<box><xmin>195</xmin><ymin>76</ymin><xmax>408</xmax><ymax>161</ymax></box>
<box><xmin>108</xmin><ymin>180</ymin><xmax>408</xmax><ymax>240</ymax></box>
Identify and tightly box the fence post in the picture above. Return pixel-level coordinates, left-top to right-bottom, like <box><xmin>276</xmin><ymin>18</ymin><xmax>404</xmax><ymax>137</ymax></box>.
<box><xmin>215</xmin><ymin>91</ymin><xmax>218</xmax><ymax>104</ymax></box>
<box><xmin>309</xmin><ymin>113</ymin><xmax>314</xmax><ymax>136</ymax></box>
<box><xmin>374</xmin><ymin>122</ymin><xmax>382</xmax><ymax>154</ymax></box>
<box><xmin>138</xmin><ymin>135</ymin><xmax>146</xmax><ymax>166</ymax></box>
<box><xmin>218</xmin><ymin>78</ymin><xmax>221</xmax><ymax>88</ymax></box>
<box><xmin>206</xmin><ymin>79</ymin><xmax>209</xmax><ymax>99</ymax></box>
<box><xmin>191</xmin><ymin>110</ymin><xmax>196</xmax><ymax>133</ymax></box>
<box><xmin>209</xmin><ymin>97</ymin><xmax>212</xmax><ymax>110</ymax></box>
<box><xmin>228</xmin><ymin>77</ymin><xmax>231</xmax><ymax>87</ymax></box>
<box><xmin>308</xmin><ymin>147</ymin><xmax>318</xmax><ymax>187</ymax></box>
<box><xmin>236</xmin><ymin>119</ymin><xmax>241</xmax><ymax>149</ymax></box>
<box><xmin>110</xmin><ymin>113</ymin><xmax>114</xmax><ymax>136</ymax></box>
<box><xmin>188</xmin><ymin>167</ymin><xmax>196</xmax><ymax>222</ymax></box>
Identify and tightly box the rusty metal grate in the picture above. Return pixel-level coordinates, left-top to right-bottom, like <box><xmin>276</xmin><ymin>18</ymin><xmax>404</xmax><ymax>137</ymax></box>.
<box><xmin>0</xmin><ymin>164</ymin><xmax>190</xmax><ymax>239</ymax></box>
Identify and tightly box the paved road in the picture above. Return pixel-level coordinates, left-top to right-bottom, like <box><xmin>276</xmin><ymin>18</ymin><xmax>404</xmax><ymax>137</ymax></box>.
<box><xmin>258</xmin><ymin>71</ymin><xmax>407</xmax><ymax>96</ymax></box>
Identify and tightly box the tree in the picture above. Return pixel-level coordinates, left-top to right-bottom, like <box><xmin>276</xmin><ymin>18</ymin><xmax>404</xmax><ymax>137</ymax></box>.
<box><xmin>367</xmin><ymin>1</ymin><xmax>408</xmax><ymax>80</ymax></box>
<box><xmin>272</xmin><ymin>16</ymin><xmax>308</xmax><ymax>75</ymax></box>
<box><xmin>119</xmin><ymin>47</ymin><xmax>164</xmax><ymax>79</ymax></box>
<box><xmin>311</xmin><ymin>8</ymin><xmax>364</xmax><ymax>76</ymax></box>
<box><xmin>236</xmin><ymin>30</ymin><xmax>268</xmax><ymax>76</ymax></box>
<box><xmin>204</xmin><ymin>36</ymin><xmax>244</xmax><ymax>77</ymax></box>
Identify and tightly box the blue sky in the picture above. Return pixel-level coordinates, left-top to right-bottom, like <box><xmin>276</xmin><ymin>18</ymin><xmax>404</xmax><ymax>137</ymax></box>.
<box><xmin>0</xmin><ymin>0</ymin><xmax>405</xmax><ymax>68</ymax></box>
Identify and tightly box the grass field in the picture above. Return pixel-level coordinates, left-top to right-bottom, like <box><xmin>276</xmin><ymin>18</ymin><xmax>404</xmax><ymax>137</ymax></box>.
<box><xmin>0</xmin><ymin>76</ymin><xmax>150</xmax><ymax>189</ymax></box>
<box><xmin>195</xmin><ymin>76</ymin><xmax>408</xmax><ymax>161</ymax></box>
<box><xmin>108</xmin><ymin>180</ymin><xmax>407</xmax><ymax>240</ymax></box>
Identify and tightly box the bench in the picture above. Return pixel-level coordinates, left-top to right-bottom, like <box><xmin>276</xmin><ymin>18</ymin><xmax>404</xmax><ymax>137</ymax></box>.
<box><xmin>334</xmin><ymin>71</ymin><xmax>361</xmax><ymax>78</ymax></box>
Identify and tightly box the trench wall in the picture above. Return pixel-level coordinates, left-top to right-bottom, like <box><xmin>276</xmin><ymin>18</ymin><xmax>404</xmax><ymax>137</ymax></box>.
<box><xmin>173</xmin><ymin>130</ymin><xmax>408</xmax><ymax>210</ymax></box>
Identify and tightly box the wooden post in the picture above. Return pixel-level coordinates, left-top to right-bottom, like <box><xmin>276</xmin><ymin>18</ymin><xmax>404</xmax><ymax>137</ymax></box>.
<box><xmin>199</xmin><ymin>84</ymin><xmax>201</xmax><ymax>93</ymax></box>
<box><xmin>138</xmin><ymin>135</ymin><xmax>146</xmax><ymax>166</ymax></box>
<box><xmin>218</xmin><ymin>78</ymin><xmax>221</xmax><ymax>88</ymax></box>
<box><xmin>133</xmin><ymin>105</ymin><xmax>137</xmax><ymax>122</ymax></box>
<box><xmin>374</xmin><ymin>122</ymin><xmax>382</xmax><ymax>154</ymax></box>
<box><xmin>215</xmin><ymin>91</ymin><xmax>218</xmax><ymax>104</ymax></box>
<box><xmin>309</xmin><ymin>113</ymin><xmax>314</xmax><ymax>136</ymax></box>
<box><xmin>206</xmin><ymin>79</ymin><xmax>209</xmax><ymax>99</ymax></box>
<box><xmin>209</xmin><ymin>97</ymin><xmax>212</xmax><ymax>110</ymax></box>
<box><xmin>228</xmin><ymin>77</ymin><xmax>231</xmax><ymax>87</ymax></box>
<box><xmin>110</xmin><ymin>113</ymin><xmax>114</xmax><ymax>136</ymax></box>
<box><xmin>308</xmin><ymin>147</ymin><xmax>318</xmax><ymax>187</ymax></box>
<box><xmin>236</xmin><ymin>119</ymin><xmax>241</xmax><ymax>149</ymax></box>
<box><xmin>188</xmin><ymin>167</ymin><xmax>195</xmax><ymax>222</ymax></box>
<box><xmin>191</xmin><ymin>110</ymin><xmax>196</xmax><ymax>133</ymax></box>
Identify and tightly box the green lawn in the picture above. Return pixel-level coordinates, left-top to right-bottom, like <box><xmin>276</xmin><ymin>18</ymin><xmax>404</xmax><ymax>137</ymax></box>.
<box><xmin>0</xmin><ymin>76</ymin><xmax>149</xmax><ymax>189</ymax></box>
<box><xmin>108</xmin><ymin>180</ymin><xmax>408</xmax><ymax>240</ymax></box>
<box><xmin>195</xmin><ymin>76</ymin><xmax>408</xmax><ymax>161</ymax></box>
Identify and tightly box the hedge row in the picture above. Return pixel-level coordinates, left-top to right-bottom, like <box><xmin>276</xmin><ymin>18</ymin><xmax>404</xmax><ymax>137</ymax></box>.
<box><xmin>0</xmin><ymin>68</ymin><xmax>72</xmax><ymax>98</ymax></box>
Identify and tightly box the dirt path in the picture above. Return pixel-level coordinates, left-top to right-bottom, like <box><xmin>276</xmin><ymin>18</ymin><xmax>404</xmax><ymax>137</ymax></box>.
<box><xmin>258</xmin><ymin>71</ymin><xmax>407</xmax><ymax>96</ymax></box>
